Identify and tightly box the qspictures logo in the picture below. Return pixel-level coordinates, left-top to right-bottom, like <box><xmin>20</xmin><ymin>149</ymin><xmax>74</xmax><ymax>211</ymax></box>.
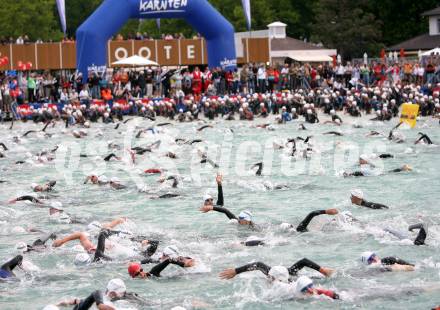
<box><xmin>139</xmin><ymin>0</ymin><xmax>188</xmax><ymax>14</ymax></box>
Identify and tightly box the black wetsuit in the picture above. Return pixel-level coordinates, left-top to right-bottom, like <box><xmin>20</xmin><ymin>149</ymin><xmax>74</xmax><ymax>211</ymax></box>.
<box><xmin>253</xmin><ymin>163</ymin><xmax>263</xmax><ymax>176</ymax></box>
<box><xmin>296</xmin><ymin>210</ymin><xmax>328</xmax><ymax>232</ymax></box>
<box><xmin>332</xmin><ymin>115</ymin><xmax>343</xmax><ymax>123</ymax></box>
<box><xmin>104</xmin><ymin>153</ymin><xmax>119</xmax><ymax>161</ymax></box>
<box><xmin>235</xmin><ymin>257</ymin><xmax>322</xmax><ymax>277</ymax></box>
<box><xmin>24</xmin><ymin>233</ymin><xmax>57</xmax><ymax>252</ymax></box>
<box><xmin>73</xmin><ymin>290</ymin><xmax>104</xmax><ymax>310</ymax></box>
<box><xmin>93</xmin><ymin>230</ymin><xmax>112</xmax><ymax>262</ymax></box>
<box><xmin>409</xmin><ymin>223</ymin><xmax>427</xmax><ymax>246</ymax></box>
<box><xmin>415</xmin><ymin>133</ymin><xmax>433</xmax><ymax>145</ymax></box>
<box><xmin>360</xmin><ymin>200</ymin><xmax>389</xmax><ymax>210</ymax></box>
<box><xmin>379</xmin><ymin>154</ymin><xmax>393</xmax><ymax>159</ymax></box>
<box><xmin>14</xmin><ymin>195</ymin><xmax>43</xmax><ymax>204</ymax></box>
<box><xmin>0</xmin><ymin>255</ymin><xmax>23</xmax><ymax>279</ymax></box>
<box><xmin>380</xmin><ymin>257</ymin><xmax>414</xmax><ymax>271</ymax></box>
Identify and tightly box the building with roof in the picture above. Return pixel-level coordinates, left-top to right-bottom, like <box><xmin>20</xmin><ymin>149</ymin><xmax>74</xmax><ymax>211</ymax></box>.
<box><xmin>388</xmin><ymin>7</ymin><xmax>440</xmax><ymax>53</ymax></box>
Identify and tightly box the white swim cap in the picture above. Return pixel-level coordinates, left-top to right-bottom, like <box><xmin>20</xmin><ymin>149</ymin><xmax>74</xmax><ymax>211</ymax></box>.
<box><xmin>361</xmin><ymin>251</ymin><xmax>376</xmax><ymax>265</ymax></box>
<box><xmin>74</xmin><ymin>253</ymin><xmax>91</xmax><ymax>265</ymax></box>
<box><xmin>295</xmin><ymin>276</ymin><xmax>314</xmax><ymax>294</ymax></box>
<box><xmin>163</xmin><ymin>245</ymin><xmax>179</xmax><ymax>258</ymax></box>
<box><xmin>350</xmin><ymin>189</ymin><xmax>364</xmax><ymax>199</ymax></box>
<box><xmin>238</xmin><ymin>210</ymin><xmax>252</xmax><ymax>222</ymax></box>
<box><xmin>50</xmin><ymin>202</ymin><xmax>63</xmax><ymax>209</ymax></box>
<box><xmin>330</xmin><ymin>109</ymin><xmax>335</xmax><ymax>115</ymax></box>
<box><xmin>268</xmin><ymin>266</ymin><xmax>289</xmax><ymax>283</ymax></box>
<box><xmin>279</xmin><ymin>223</ymin><xmax>293</xmax><ymax>231</ymax></box>
<box><xmin>106</xmin><ymin>278</ymin><xmax>126</xmax><ymax>296</ymax></box>
<box><xmin>42</xmin><ymin>305</ymin><xmax>60</xmax><ymax>310</ymax></box>
<box><xmin>203</xmin><ymin>194</ymin><xmax>213</xmax><ymax>201</ymax></box>
<box><xmin>245</xmin><ymin>236</ymin><xmax>263</xmax><ymax>243</ymax></box>
<box><xmin>31</xmin><ymin>183</ymin><xmax>39</xmax><ymax>189</ymax></box>
<box><xmin>170</xmin><ymin>307</ymin><xmax>187</xmax><ymax>310</ymax></box>
<box><xmin>88</xmin><ymin>221</ymin><xmax>102</xmax><ymax>231</ymax></box>
<box><xmin>98</xmin><ymin>175</ymin><xmax>108</xmax><ymax>183</ymax></box>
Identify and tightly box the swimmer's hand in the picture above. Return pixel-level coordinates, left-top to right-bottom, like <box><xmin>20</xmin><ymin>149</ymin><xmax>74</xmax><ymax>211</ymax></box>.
<box><xmin>52</xmin><ymin>239</ymin><xmax>63</xmax><ymax>247</ymax></box>
<box><xmin>200</xmin><ymin>205</ymin><xmax>214</xmax><ymax>213</ymax></box>
<box><xmin>216</xmin><ymin>173</ymin><xmax>223</xmax><ymax>185</ymax></box>
<box><xmin>219</xmin><ymin>268</ymin><xmax>236</xmax><ymax>279</ymax></box>
<box><xmin>326</xmin><ymin>209</ymin><xmax>339</xmax><ymax>215</ymax></box>
<box><xmin>319</xmin><ymin>267</ymin><xmax>334</xmax><ymax>277</ymax></box>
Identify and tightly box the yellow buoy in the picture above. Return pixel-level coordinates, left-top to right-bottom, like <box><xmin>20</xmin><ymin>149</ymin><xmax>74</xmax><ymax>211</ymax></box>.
<box><xmin>400</xmin><ymin>103</ymin><xmax>419</xmax><ymax>128</ymax></box>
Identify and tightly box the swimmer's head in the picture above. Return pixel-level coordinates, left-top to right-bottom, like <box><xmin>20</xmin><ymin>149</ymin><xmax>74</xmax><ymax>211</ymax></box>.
<box><xmin>359</xmin><ymin>154</ymin><xmax>369</xmax><ymax>165</ymax></box>
<box><xmin>203</xmin><ymin>194</ymin><xmax>213</xmax><ymax>205</ymax></box>
<box><xmin>350</xmin><ymin>188</ymin><xmax>364</xmax><ymax>204</ymax></box>
<box><xmin>268</xmin><ymin>266</ymin><xmax>289</xmax><ymax>283</ymax></box>
<box><xmin>162</xmin><ymin>245</ymin><xmax>179</xmax><ymax>259</ymax></box>
<box><xmin>128</xmin><ymin>262</ymin><xmax>146</xmax><ymax>278</ymax></box>
<box><xmin>106</xmin><ymin>278</ymin><xmax>126</xmax><ymax>299</ymax></box>
<box><xmin>31</xmin><ymin>183</ymin><xmax>40</xmax><ymax>191</ymax></box>
<box><xmin>74</xmin><ymin>253</ymin><xmax>91</xmax><ymax>266</ymax></box>
<box><xmin>296</xmin><ymin>276</ymin><xmax>314</xmax><ymax>295</ymax></box>
<box><xmin>330</xmin><ymin>109</ymin><xmax>335</xmax><ymax>115</ymax></box>
<box><xmin>238</xmin><ymin>210</ymin><xmax>252</xmax><ymax>224</ymax></box>
<box><xmin>361</xmin><ymin>251</ymin><xmax>378</xmax><ymax>265</ymax></box>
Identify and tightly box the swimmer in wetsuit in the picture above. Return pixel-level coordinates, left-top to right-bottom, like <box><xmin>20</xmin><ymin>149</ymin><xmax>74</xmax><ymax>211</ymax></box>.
<box><xmin>220</xmin><ymin>257</ymin><xmax>334</xmax><ymax>280</ymax></box>
<box><xmin>16</xmin><ymin>233</ymin><xmax>57</xmax><ymax>253</ymax></box>
<box><xmin>200</xmin><ymin>174</ymin><xmax>338</xmax><ymax>230</ymax></box>
<box><xmin>58</xmin><ymin>290</ymin><xmax>114</xmax><ymax>310</ymax></box>
<box><xmin>350</xmin><ymin>189</ymin><xmax>389</xmax><ymax>209</ymax></box>
<box><xmin>128</xmin><ymin>258</ymin><xmax>189</xmax><ymax>279</ymax></box>
<box><xmin>31</xmin><ymin>181</ymin><xmax>56</xmax><ymax>192</ymax></box>
<box><xmin>252</xmin><ymin>162</ymin><xmax>263</xmax><ymax>176</ymax></box>
<box><xmin>220</xmin><ymin>264</ymin><xmax>339</xmax><ymax>299</ymax></box>
<box><xmin>360</xmin><ymin>251</ymin><xmax>415</xmax><ymax>271</ymax></box>
<box><xmin>415</xmin><ymin>132</ymin><xmax>433</xmax><ymax>145</ymax></box>
<box><xmin>384</xmin><ymin>223</ymin><xmax>428</xmax><ymax>246</ymax></box>
<box><xmin>8</xmin><ymin>195</ymin><xmax>44</xmax><ymax>204</ymax></box>
<box><xmin>0</xmin><ymin>255</ymin><xmax>23</xmax><ymax>279</ymax></box>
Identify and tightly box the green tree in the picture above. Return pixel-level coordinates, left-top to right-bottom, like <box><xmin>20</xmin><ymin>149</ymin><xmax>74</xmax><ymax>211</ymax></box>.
<box><xmin>0</xmin><ymin>0</ymin><xmax>64</xmax><ymax>41</ymax></box>
<box><xmin>65</xmin><ymin>0</ymin><xmax>102</xmax><ymax>37</ymax></box>
<box><xmin>312</xmin><ymin>0</ymin><xmax>382</xmax><ymax>59</ymax></box>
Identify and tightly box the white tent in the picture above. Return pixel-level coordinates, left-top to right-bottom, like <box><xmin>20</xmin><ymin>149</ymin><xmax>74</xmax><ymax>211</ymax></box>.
<box><xmin>421</xmin><ymin>47</ymin><xmax>440</xmax><ymax>56</ymax></box>
<box><xmin>112</xmin><ymin>55</ymin><xmax>159</xmax><ymax>67</ymax></box>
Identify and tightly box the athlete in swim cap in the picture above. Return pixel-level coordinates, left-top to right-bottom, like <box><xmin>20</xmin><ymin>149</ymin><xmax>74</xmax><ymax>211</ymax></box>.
<box><xmin>350</xmin><ymin>189</ymin><xmax>389</xmax><ymax>209</ymax></box>
<box><xmin>0</xmin><ymin>255</ymin><xmax>23</xmax><ymax>279</ymax></box>
<box><xmin>219</xmin><ymin>257</ymin><xmax>333</xmax><ymax>280</ymax></box>
<box><xmin>360</xmin><ymin>251</ymin><xmax>415</xmax><ymax>271</ymax></box>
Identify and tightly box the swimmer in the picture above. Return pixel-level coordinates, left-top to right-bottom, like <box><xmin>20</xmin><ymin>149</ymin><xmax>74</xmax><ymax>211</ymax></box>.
<box><xmin>415</xmin><ymin>132</ymin><xmax>433</xmax><ymax>145</ymax></box>
<box><xmin>128</xmin><ymin>258</ymin><xmax>189</xmax><ymax>279</ymax></box>
<box><xmin>360</xmin><ymin>251</ymin><xmax>415</xmax><ymax>271</ymax></box>
<box><xmin>16</xmin><ymin>233</ymin><xmax>57</xmax><ymax>253</ymax></box>
<box><xmin>140</xmin><ymin>245</ymin><xmax>195</xmax><ymax>267</ymax></box>
<box><xmin>198</xmin><ymin>150</ymin><xmax>219</xmax><ymax>168</ymax></box>
<box><xmin>350</xmin><ymin>189</ymin><xmax>389</xmax><ymax>209</ymax></box>
<box><xmin>220</xmin><ymin>265</ymin><xmax>339</xmax><ymax>299</ymax></box>
<box><xmin>388</xmin><ymin>164</ymin><xmax>412</xmax><ymax>173</ymax></box>
<box><xmin>219</xmin><ymin>257</ymin><xmax>334</xmax><ymax>279</ymax></box>
<box><xmin>55</xmin><ymin>290</ymin><xmax>115</xmax><ymax>310</ymax></box>
<box><xmin>158</xmin><ymin>175</ymin><xmax>179</xmax><ymax>188</ymax></box>
<box><xmin>0</xmin><ymin>142</ymin><xmax>8</xmax><ymax>151</ymax></box>
<box><xmin>298</xmin><ymin>124</ymin><xmax>307</xmax><ymax>130</ymax></box>
<box><xmin>0</xmin><ymin>255</ymin><xmax>23</xmax><ymax>279</ymax></box>
<box><xmin>103</xmin><ymin>153</ymin><xmax>121</xmax><ymax>162</ymax></box>
<box><xmin>31</xmin><ymin>181</ymin><xmax>56</xmax><ymax>192</ymax></box>
<box><xmin>52</xmin><ymin>218</ymin><xmax>127</xmax><ymax>253</ymax></box>
<box><xmin>8</xmin><ymin>195</ymin><xmax>44</xmax><ymax>205</ymax></box>
<box><xmin>384</xmin><ymin>223</ymin><xmax>428</xmax><ymax>246</ymax></box>
<box><xmin>83</xmin><ymin>174</ymin><xmax>109</xmax><ymax>185</ymax></box>
<box><xmin>388</xmin><ymin>122</ymin><xmax>404</xmax><ymax>143</ymax></box>
<box><xmin>132</xmin><ymin>140</ymin><xmax>161</xmax><ymax>155</ymax></box>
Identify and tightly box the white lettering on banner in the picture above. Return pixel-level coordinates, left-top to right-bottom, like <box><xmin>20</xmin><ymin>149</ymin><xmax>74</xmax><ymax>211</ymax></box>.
<box><xmin>187</xmin><ymin>45</ymin><xmax>195</xmax><ymax>59</ymax></box>
<box><xmin>138</xmin><ymin>47</ymin><xmax>152</xmax><ymax>59</ymax></box>
<box><xmin>115</xmin><ymin>47</ymin><xmax>128</xmax><ymax>60</ymax></box>
<box><xmin>164</xmin><ymin>45</ymin><xmax>172</xmax><ymax>59</ymax></box>
<box><xmin>220</xmin><ymin>58</ymin><xmax>237</xmax><ymax>68</ymax></box>
<box><xmin>139</xmin><ymin>0</ymin><xmax>188</xmax><ymax>13</ymax></box>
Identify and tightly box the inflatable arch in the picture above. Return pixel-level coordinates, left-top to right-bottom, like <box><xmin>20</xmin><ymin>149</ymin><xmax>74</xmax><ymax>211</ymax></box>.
<box><xmin>76</xmin><ymin>0</ymin><xmax>237</xmax><ymax>81</ymax></box>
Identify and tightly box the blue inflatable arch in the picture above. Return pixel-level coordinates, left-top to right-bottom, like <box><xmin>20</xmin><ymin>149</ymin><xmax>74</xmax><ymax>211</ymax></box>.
<box><xmin>76</xmin><ymin>0</ymin><xmax>236</xmax><ymax>81</ymax></box>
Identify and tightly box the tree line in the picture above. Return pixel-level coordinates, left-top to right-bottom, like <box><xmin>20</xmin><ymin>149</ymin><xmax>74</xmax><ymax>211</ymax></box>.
<box><xmin>0</xmin><ymin>0</ymin><xmax>438</xmax><ymax>58</ymax></box>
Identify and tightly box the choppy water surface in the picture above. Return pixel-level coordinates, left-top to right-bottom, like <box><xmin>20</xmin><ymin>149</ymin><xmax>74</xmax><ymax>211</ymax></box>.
<box><xmin>0</xmin><ymin>115</ymin><xmax>439</xmax><ymax>310</ymax></box>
